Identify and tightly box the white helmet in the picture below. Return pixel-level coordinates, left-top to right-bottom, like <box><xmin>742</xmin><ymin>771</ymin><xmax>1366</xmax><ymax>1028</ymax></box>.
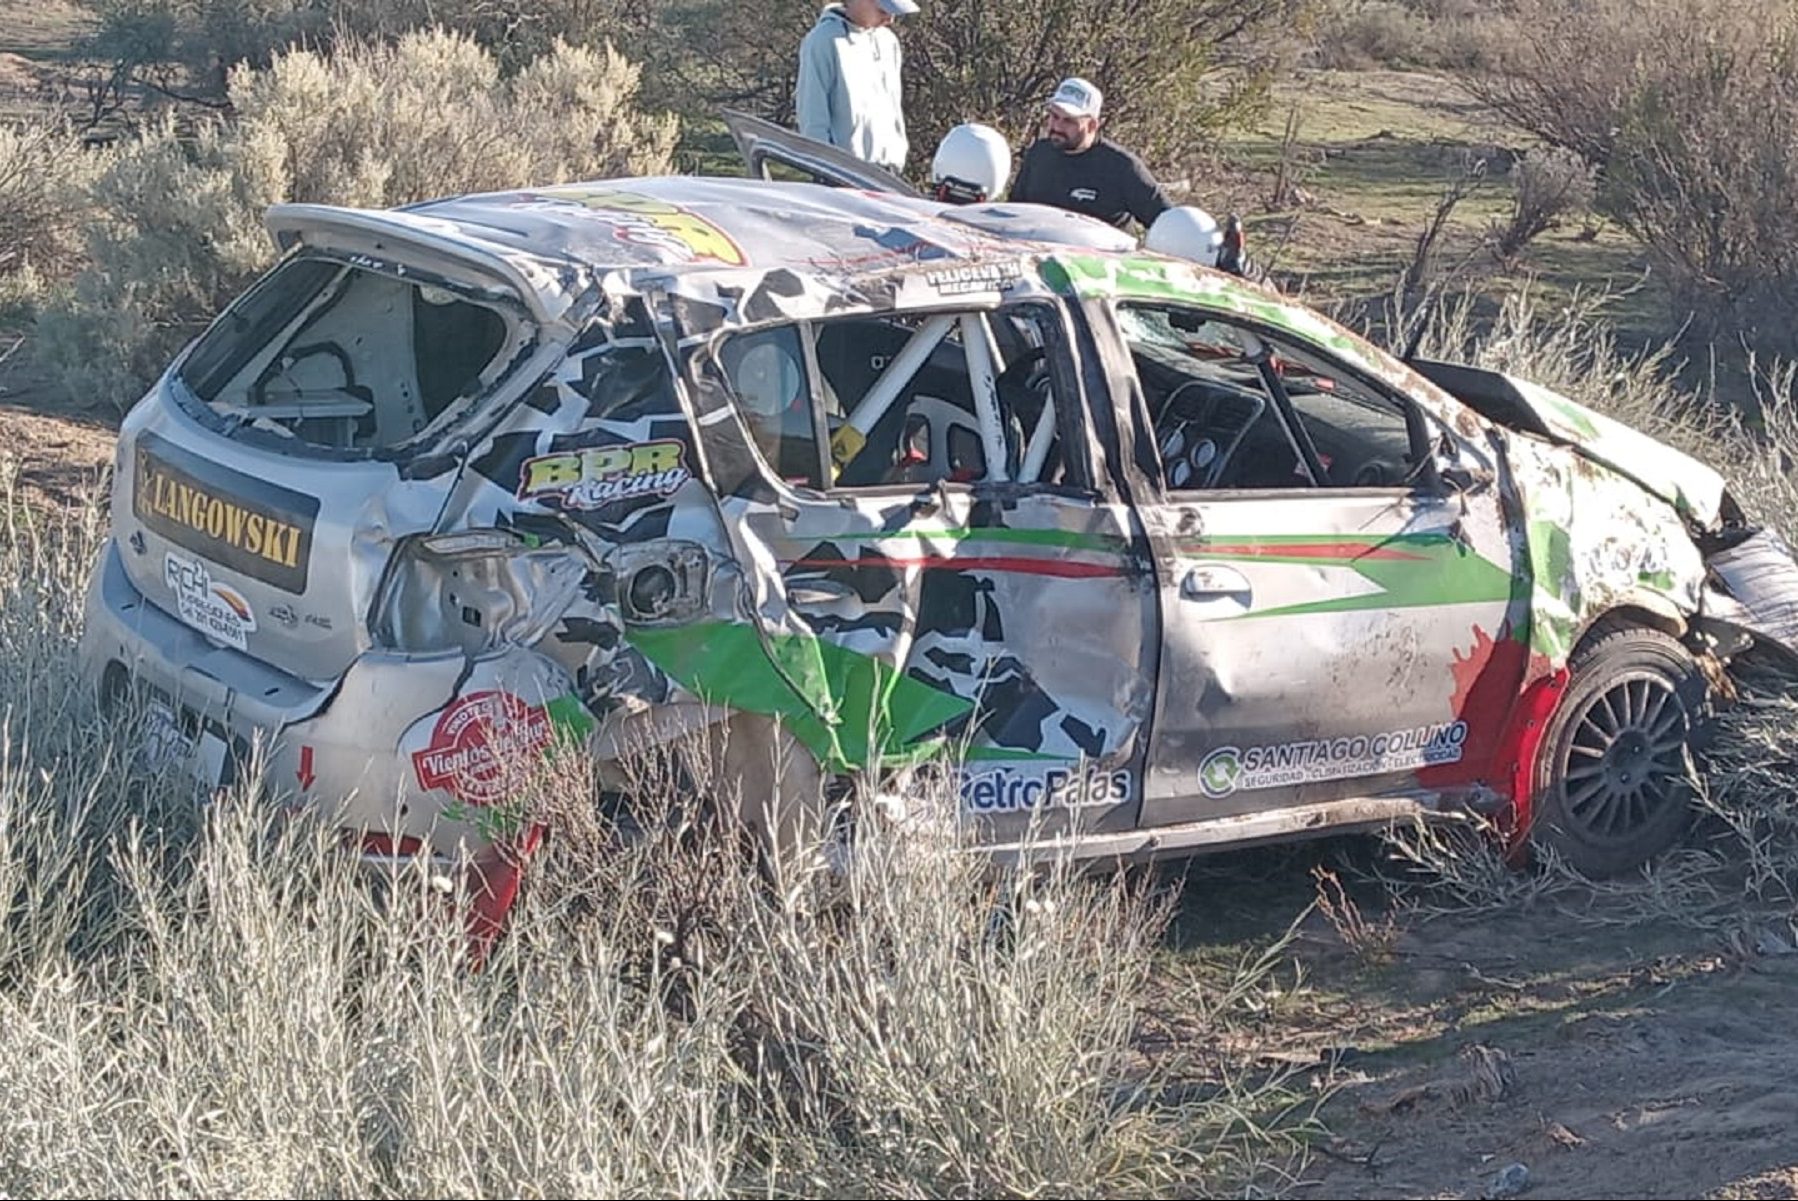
<box><xmin>931</xmin><ymin>123</ymin><xmax>1012</xmax><ymax>205</ymax></box>
<box><xmin>1145</xmin><ymin>206</ymin><xmax>1225</xmax><ymax>267</ymax></box>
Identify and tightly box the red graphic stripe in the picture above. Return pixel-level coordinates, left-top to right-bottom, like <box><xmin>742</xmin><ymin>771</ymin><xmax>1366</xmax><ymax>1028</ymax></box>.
<box><xmin>1187</xmin><ymin>541</ymin><xmax>1427</xmax><ymax>561</ymax></box>
<box><xmin>785</xmin><ymin>555</ymin><xmax>1127</xmax><ymax>579</ymax></box>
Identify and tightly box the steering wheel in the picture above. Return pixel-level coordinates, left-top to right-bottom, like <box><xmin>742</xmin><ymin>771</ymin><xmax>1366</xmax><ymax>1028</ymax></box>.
<box><xmin>1155</xmin><ymin>379</ymin><xmax>1247</xmax><ymax>490</ymax></box>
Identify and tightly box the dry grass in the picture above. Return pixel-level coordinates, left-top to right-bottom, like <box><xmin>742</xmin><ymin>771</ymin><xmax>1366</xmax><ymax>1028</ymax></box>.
<box><xmin>0</xmin><ymin>458</ymin><xmax>1311</xmax><ymax>1197</ymax></box>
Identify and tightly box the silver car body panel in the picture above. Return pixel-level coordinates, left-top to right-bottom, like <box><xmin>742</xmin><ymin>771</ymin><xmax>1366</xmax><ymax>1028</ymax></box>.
<box><xmin>77</xmin><ymin>175</ymin><xmax>1798</xmax><ymax>866</ymax></box>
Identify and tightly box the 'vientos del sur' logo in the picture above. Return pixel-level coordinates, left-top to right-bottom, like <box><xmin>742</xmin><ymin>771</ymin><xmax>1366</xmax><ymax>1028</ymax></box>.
<box><xmin>411</xmin><ymin>691</ymin><xmax>553</xmax><ymax>806</ymax></box>
<box><xmin>1199</xmin><ymin>721</ymin><xmax>1469</xmax><ymax>798</ymax></box>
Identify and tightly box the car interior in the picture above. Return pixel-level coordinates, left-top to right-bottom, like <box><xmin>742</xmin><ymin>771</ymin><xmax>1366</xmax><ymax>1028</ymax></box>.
<box><xmin>182</xmin><ymin>256</ymin><xmax>522</xmax><ymax>452</ymax></box>
<box><xmin>1121</xmin><ymin>305</ymin><xmax>1423</xmax><ymax>492</ymax></box>
<box><xmin>719</xmin><ymin>308</ymin><xmax>1070</xmax><ymax>491</ymax></box>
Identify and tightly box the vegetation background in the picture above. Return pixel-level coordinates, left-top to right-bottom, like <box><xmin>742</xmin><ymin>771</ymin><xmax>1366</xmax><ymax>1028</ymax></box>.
<box><xmin>2</xmin><ymin>1</ymin><xmax>1798</xmax><ymax>1196</ymax></box>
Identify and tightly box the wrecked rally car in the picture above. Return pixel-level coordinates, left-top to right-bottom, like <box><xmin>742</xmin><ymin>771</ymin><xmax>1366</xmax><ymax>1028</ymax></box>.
<box><xmin>79</xmin><ymin>135</ymin><xmax>1798</xmax><ymax>921</ymax></box>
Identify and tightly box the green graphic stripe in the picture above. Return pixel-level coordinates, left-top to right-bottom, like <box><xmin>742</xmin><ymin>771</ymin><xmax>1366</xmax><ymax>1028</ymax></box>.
<box><xmin>1179</xmin><ymin>532</ymin><xmax>1515</xmax><ymax>619</ymax></box>
<box><xmin>962</xmin><ymin>747</ymin><xmax>1067</xmax><ymax>763</ymax></box>
<box><xmin>627</xmin><ymin>622</ymin><xmax>972</xmax><ymax>772</ymax></box>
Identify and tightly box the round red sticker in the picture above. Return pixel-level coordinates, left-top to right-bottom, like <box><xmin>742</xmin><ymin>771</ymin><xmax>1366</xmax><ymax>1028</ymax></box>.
<box><xmin>411</xmin><ymin>691</ymin><xmax>553</xmax><ymax>806</ymax></box>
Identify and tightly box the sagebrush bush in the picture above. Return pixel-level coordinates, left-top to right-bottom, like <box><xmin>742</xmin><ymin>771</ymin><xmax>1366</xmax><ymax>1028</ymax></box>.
<box><xmin>1488</xmin><ymin>144</ymin><xmax>1595</xmax><ymax>264</ymax></box>
<box><xmin>643</xmin><ymin>0</ymin><xmax>1304</xmax><ymax>183</ymax></box>
<box><xmin>0</xmin><ymin>123</ymin><xmax>108</xmax><ymax>319</ymax></box>
<box><xmin>1472</xmin><ymin>0</ymin><xmax>1798</xmax><ymax>359</ymax></box>
<box><xmin>1311</xmin><ymin>1</ymin><xmax>1433</xmax><ymax>70</ymax></box>
<box><xmin>37</xmin><ymin>28</ymin><xmax>678</xmax><ymax>406</ymax></box>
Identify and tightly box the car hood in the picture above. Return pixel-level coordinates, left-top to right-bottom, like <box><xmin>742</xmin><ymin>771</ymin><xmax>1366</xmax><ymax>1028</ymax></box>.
<box><xmin>1413</xmin><ymin>359</ymin><xmax>1726</xmax><ymax>528</ymax></box>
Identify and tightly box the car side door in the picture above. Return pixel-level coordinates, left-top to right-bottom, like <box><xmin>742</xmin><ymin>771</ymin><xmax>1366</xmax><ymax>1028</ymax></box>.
<box><xmin>660</xmin><ymin>288</ymin><xmax>1160</xmax><ymax>838</ymax></box>
<box><xmin>1096</xmin><ymin>300</ymin><xmax>1529</xmax><ymax>826</ymax></box>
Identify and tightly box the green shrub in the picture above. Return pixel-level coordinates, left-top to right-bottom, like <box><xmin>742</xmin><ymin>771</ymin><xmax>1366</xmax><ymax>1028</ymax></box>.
<box><xmin>0</xmin><ymin>123</ymin><xmax>108</xmax><ymax>324</ymax></box>
<box><xmin>36</xmin><ymin>29</ymin><xmax>678</xmax><ymax>406</ymax></box>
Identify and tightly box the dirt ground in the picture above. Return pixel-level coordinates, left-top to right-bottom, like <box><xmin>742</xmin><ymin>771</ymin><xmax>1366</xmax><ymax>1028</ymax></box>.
<box><xmin>0</xmin><ymin>349</ymin><xmax>114</xmax><ymax>510</ymax></box>
<box><xmin>1162</xmin><ymin>842</ymin><xmax>1798</xmax><ymax>1201</ymax></box>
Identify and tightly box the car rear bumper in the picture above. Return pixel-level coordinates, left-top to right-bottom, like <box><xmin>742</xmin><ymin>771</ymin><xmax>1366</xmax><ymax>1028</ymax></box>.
<box><xmin>80</xmin><ymin>539</ymin><xmax>580</xmax><ymax>858</ymax></box>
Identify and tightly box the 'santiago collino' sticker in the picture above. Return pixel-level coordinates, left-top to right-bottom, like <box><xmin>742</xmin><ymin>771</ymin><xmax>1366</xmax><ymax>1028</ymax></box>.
<box><xmin>517</xmin><ymin>439</ymin><xmax>692</xmax><ymax>511</ymax></box>
<box><xmin>164</xmin><ymin>551</ymin><xmax>257</xmax><ymax>650</ymax></box>
<box><xmin>1198</xmin><ymin>721</ymin><xmax>1469</xmax><ymax>799</ymax></box>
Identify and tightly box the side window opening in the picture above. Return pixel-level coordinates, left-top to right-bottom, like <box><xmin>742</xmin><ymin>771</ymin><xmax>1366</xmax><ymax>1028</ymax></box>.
<box><xmin>717</xmin><ymin>304</ymin><xmax>1079</xmax><ymax>493</ymax></box>
<box><xmin>719</xmin><ymin>325</ymin><xmax>820</xmax><ymax>487</ymax></box>
<box><xmin>180</xmin><ymin>254</ymin><xmax>529</xmax><ymax>452</ymax></box>
<box><xmin>1119</xmin><ymin>303</ymin><xmax>1424</xmax><ymax>493</ymax></box>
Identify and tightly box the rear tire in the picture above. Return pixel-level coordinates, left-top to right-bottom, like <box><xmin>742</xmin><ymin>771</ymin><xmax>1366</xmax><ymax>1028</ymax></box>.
<box><xmin>1531</xmin><ymin>621</ymin><xmax>1711</xmax><ymax>877</ymax></box>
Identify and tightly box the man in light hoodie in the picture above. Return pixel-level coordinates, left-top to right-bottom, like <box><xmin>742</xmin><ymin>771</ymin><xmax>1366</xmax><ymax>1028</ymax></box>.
<box><xmin>794</xmin><ymin>0</ymin><xmax>918</xmax><ymax>173</ymax></box>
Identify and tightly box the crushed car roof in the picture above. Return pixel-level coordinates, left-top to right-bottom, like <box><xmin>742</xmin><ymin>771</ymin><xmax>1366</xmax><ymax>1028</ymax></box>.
<box><xmin>270</xmin><ymin>176</ymin><xmax>1136</xmax><ymax>281</ymax></box>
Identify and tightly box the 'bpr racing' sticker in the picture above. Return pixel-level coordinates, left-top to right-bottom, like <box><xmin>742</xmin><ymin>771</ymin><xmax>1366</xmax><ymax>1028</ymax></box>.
<box><xmin>1199</xmin><ymin>721</ymin><xmax>1468</xmax><ymax>799</ymax></box>
<box><xmin>517</xmin><ymin>439</ymin><xmax>693</xmax><ymax>511</ymax></box>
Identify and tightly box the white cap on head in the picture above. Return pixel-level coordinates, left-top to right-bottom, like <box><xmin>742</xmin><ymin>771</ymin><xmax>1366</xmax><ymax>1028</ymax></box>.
<box><xmin>1047</xmin><ymin>77</ymin><xmax>1103</xmax><ymax>120</ymax></box>
<box><xmin>1145</xmin><ymin>206</ymin><xmax>1225</xmax><ymax>267</ymax></box>
<box><xmin>931</xmin><ymin>123</ymin><xmax>1013</xmax><ymax>203</ymax></box>
<box><xmin>876</xmin><ymin>0</ymin><xmax>920</xmax><ymax>14</ymax></box>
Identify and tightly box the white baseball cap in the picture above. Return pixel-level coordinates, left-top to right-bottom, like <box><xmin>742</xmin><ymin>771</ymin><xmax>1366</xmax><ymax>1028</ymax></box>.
<box><xmin>876</xmin><ymin>0</ymin><xmax>920</xmax><ymax>14</ymax></box>
<box><xmin>1047</xmin><ymin>77</ymin><xmax>1103</xmax><ymax>120</ymax></box>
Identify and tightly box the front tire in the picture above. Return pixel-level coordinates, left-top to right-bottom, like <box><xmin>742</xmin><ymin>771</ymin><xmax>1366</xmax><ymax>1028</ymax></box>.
<box><xmin>1531</xmin><ymin>622</ymin><xmax>1711</xmax><ymax>877</ymax></box>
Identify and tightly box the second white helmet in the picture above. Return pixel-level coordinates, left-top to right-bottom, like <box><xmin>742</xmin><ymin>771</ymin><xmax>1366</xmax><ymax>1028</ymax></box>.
<box><xmin>1145</xmin><ymin>206</ymin><xmax>1225</xmax><ymax>267</ymax></box>
<box><xmin>931</xmin><ymin>123</ymin><xmax>1013</xmax><ymax>205</ymax></box>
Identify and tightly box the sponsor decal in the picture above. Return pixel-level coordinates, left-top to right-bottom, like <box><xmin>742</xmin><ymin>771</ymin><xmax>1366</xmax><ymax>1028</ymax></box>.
<box><xmin>960</xmin><ymin>765</ymin><xmax>1133</xmax><ymax>815</ymax></box>
<box><xmin>269</xmin><ymin>603</ymin><xmax>299</xmax><ymax>629</ymax></box>
<box><xmin>524</xmin><ymin>187</ymin><xmax>747</xmax><ymax>266</ymax></box>
<box><xmin>518</xmin><ymin>438</ymin><xmax>692</xmax><ymax>511</ymax></box>
<box><xmin>924</xmin><ymin>262</ymin><xmax>1022</xmax><ymax>296</ymax></box>
<box><xmin>412</xmin><ymin>690</ymin><xmax>554</xmax><ymax>807</ymax></box>
<box><xmin>1069</xmin><ymin>187</ymin><xmax>1098</xmax><ymax>203</ymax></box>
<box><xmin>1199</xmin><ymin>720</ymin><xmax>1469</xmax><ymax>798</ymax></box>
<box><xmin>133</xmin><ymin>432</ymin><xmax>318</xmax><ymax>593</ymax></box>
<box><xmin>164</xmin><ymin>551</ymin><xmax>257</xmax><ymax>650</ymax></box>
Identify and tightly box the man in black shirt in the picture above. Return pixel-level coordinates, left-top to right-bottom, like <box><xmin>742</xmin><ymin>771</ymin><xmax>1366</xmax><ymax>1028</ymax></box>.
<box><xmin>1008</xmin><ymin>76</ymin><xmax>1172</xmax><ymax>232</ymax></box>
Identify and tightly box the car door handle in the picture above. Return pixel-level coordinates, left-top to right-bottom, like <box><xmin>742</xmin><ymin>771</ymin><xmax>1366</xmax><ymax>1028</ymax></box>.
<box><xmin>1180</xmin><ymin>565</ymin><xmax>1251</xmax><ymax>599</ymax></box>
